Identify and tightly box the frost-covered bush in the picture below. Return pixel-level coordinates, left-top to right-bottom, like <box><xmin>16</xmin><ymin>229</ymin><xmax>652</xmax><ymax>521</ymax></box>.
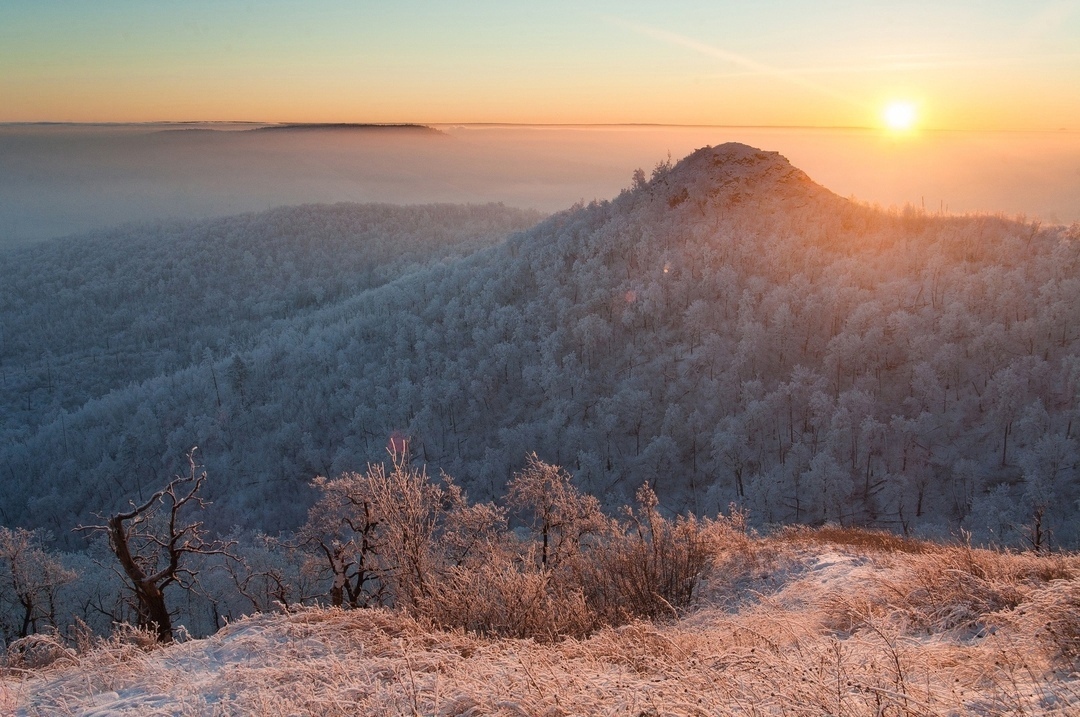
<box><xmin>298</xmin><ymin>455</ymin><xmax>721</xmax><ymax>640</ymax></box>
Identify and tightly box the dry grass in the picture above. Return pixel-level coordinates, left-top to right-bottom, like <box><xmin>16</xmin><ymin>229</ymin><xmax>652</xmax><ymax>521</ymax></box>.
<box><xmin>815</xmin><ymin>539</ymin><xmax>1080</xmax><ymax>638</ymax></box>
<box><xmin>775</xmin><ymin>524</ymin><xmax>935</xmax><ymax>555</ymax></box>
<box><xmin>4</xmin><ymin>531</ymin><xmax>1079</xmax><ymax>716</ymax></box>
<box><xmin>417</xmin><ymin>561</ymin><xmax>599</xmax><ymax>641</ymax></box>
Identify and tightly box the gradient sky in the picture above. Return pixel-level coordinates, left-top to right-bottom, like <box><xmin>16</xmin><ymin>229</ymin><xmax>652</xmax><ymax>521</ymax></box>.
<box><xmin>2</xmin><ymin>0</ymin><xmax>1079</xmax><ymax>129</ymax></box>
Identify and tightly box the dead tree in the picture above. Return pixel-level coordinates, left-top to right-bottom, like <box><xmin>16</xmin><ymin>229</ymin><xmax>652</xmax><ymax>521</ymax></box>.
<box><xmin>79</xmin><ymin>449</ymin><xmax>231</xmax><ymax>643</ymax></box>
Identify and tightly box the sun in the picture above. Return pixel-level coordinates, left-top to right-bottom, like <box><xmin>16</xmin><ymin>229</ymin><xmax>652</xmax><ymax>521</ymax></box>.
<box><xmin>883</xmin><ymin>101</ymin><xmax>918</xmax><ymax>132</ymax></box>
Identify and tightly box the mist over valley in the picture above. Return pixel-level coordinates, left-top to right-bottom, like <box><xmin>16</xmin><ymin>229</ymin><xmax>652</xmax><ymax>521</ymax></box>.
<box><xmin>2</xmin><ymin>123</ymin><xmax>1078</xmax><ymax>246</ymax></box>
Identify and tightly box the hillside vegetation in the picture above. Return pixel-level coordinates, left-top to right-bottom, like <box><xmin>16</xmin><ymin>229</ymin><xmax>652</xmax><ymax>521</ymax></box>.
<box><xmin>2</xmin><ymin>143</ymin><xmax>1077</xmax><ymax>548</ymax></box>
<box><xmin>4</xmin><ymin>527</ymin><xmax>1078</xmax><ymax>716</ymax></box>
<box><xmin>0</xmin><ymin>202</ymin><xmax>541</xmax><ymax>533</ymax></box>
<box><xmin>2</xmin><ymin>143</ymin><xmax>1080</xmax><ymax>714</ymax></box>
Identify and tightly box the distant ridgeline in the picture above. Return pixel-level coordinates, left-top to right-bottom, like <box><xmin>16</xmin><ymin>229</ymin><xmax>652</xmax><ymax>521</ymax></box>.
<box><xmin>247</xmin><ymin>123</ymin><xmax>445</xmax><ymax>134</ymax></box>
<box><xmin>1</xmin><ymin>143</ymin><xmax>1078</xmax><ymax>550</ymax></box>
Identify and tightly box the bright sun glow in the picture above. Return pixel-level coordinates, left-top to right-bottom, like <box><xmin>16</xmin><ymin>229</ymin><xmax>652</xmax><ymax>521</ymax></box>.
<box><xmin>883</xmin><ymin>101</ymin><xmax>917</xmax><ymax>131</ymax></box>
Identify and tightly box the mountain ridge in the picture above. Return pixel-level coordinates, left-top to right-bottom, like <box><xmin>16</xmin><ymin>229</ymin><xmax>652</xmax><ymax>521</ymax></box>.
<box><xmin>1</xmin><ymin>144</ymin><xmax>1077</xmax><ymax>551</ymax></box>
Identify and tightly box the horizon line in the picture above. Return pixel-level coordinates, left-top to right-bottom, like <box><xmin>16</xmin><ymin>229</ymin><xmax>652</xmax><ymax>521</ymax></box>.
<box><xmin>0</xmin><ymin>120</ymin><xmax>1075</xmax><ymax>133</ymax></box>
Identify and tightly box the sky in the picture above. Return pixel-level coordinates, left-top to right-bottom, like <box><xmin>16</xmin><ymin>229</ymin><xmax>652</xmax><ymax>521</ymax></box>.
<box><xmin>2</xmin><ymin>1</ymin><xmax>1079</xmax><ymax>130</ymax></box>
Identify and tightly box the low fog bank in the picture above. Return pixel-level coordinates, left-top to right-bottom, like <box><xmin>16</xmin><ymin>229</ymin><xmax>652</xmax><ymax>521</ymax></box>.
<box><xmin>1</xmin><ymin>123</ymin><xmax>1078</xmax><ymax>246</ymax></box>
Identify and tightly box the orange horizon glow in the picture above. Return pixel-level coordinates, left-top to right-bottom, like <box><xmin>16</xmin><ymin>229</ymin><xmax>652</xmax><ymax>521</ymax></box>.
<box><xmin>4</xmin><ymin>100</ymin><xmax>1074</xmax><ymax>134</ymax></box>
<box><xmin>1</xmin><ymin>3</ymin><xmax>1078</xmax><ymax>132</ymax></box>
<box><xmin>0</xmin><ymin>84</ymin><xmax>1073</xmax><ymax>132</ymax></box>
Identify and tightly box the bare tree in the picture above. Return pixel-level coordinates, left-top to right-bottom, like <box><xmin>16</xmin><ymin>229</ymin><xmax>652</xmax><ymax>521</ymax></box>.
<box><xmin>506</xmin><ymin>453</ymin><xmax>607</xmax><ymax>569</ymax></box>
<box><xmin>0</xmin><ymin>527</ymin><xmax>76</xmax><ymax>644</ymax></box>
<box><xmin>224</xmin><ymin>533</ymin><xmax>321</xmax><ymax>615</ymax></box>
<box><xmin>299</xmin><ymin>473</ymin><xmax>386</xmax><ymax>609</ymax></box>
<box><xmin>363</xmin><ymin>456</ymin><xmax>446</xmax><ymax>608</ymax></box>
<box><xmin>78</xmin><ymin>449</ymin><xmax>232</xmax><ymax>643</ymax></box>
<box><xmin>303</xmin><ymin>456</ymin><xmax>508</xmax><ymax>613</ymax></box>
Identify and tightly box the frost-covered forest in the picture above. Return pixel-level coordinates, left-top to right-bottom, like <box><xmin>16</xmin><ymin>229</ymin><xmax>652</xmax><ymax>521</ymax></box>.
<box><xmin>0</xmin><ymin>202</ymin><xmax>539</xmax><ymax>530</ymax></box>
<box><xmin>2</xmin><ymin>142</ymin><xmax>1079</xmax><ymax>552</ymax></box>
<box><xmin>1</xmin><ymin>140</ymin><xmax>1080</xmax><ymax>677</ymax></box>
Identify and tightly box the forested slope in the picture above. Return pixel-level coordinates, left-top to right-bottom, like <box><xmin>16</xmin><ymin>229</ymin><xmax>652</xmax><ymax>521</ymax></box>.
<box><xmin>3</xmin><ymin>143</ymin><xmax>1078</xmax><ymax>547</ymax></box>
<box><xmin>0</xmin><ymin>203</ymin><xmax>542</xmax><ymax>530</ymax></box>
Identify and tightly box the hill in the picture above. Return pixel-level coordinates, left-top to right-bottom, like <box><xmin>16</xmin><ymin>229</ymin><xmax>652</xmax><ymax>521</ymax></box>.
<box><xmin>5</xmin><ymin>529</ymin><xmax>1079</xmax><ymax>716</ymax></box>
<box><xmin>1</xmin><ymin>143</ymin><xmax>1078</xmax><ymax>547</ymax></box>
<box><xmin>247</xmin><ymin>123</ymin><xmax>444</xmax><ymax>134</ymax></box>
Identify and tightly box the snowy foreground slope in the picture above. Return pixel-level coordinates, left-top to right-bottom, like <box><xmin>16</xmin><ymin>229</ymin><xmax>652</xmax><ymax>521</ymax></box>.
<box><xmin>5</xmin><ymin>531</ymin><xmax>1078</xmax><ymax>716</ymax></box>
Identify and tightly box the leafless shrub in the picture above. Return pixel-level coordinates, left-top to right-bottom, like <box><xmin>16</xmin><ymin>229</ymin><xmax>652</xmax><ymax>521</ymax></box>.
<box><xmin>579</xmin><ymin>484</ymin><xmax>717</xmax><ymax>625</ymax></box>
<box><xmin>398</xmin><ymin>460</ymin><xmax>721</xmax><ymax>640</ymax></box>
<box><xmin>362</xmin><ymin>456</ymin><xmax>449</xmax><ymax>609</ymax></box>
<box><xmin>420</xmin><ymin>558</ymin><xmax>596</xmax><ymax>642</ymax></box>
<box><xmin>438</xmin><ymin>479</ymin><xmax>510</xmax><ymax>571</ymax></box>
<box><xmin>505</xmin><ymin>453</ymin><xmax>608</xmax><ymax>570</ymax></box>
<box><xmin>413</xmin><ymin>499</ymin><xmax>572</xmax><ymax>640</ymax></box>
<box><xmin>416</xmin><ymin>460</ymin><xmax>599</xmax><ymax>640</ymax></box>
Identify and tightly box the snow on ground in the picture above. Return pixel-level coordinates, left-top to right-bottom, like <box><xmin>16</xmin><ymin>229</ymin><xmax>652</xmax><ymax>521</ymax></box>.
<box><xmin>4</xmin><ymin>534</ymin><xmax>1079</xmax><ymax>716</ymax></box>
